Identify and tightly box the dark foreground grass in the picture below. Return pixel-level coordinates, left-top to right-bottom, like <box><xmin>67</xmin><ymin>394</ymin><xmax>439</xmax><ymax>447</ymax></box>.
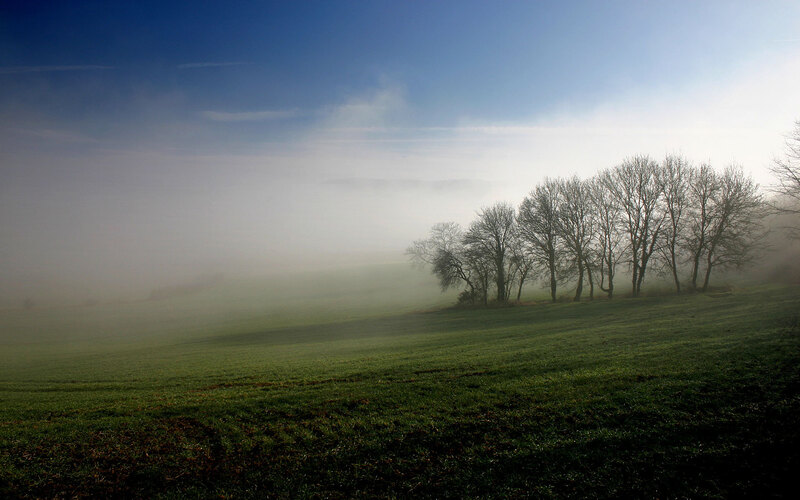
<box><xmin>1</xmin><ymin>285</ymin><xmax>799</xmax><ymax>498</ymax></box>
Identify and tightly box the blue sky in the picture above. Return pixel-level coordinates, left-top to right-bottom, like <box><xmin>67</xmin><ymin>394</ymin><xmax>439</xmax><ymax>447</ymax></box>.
<box><xmin>1</xmin><ymin>1</ymin><xmax>799</xmax><ymax>301</ymax></box>
<box><xmin>3</xmin><ymin>1</ymin><xmax>797</xmax><ymax>139</ymax></box>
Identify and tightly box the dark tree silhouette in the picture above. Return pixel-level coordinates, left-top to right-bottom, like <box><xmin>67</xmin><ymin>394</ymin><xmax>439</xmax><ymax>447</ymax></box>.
<box><xmin>658</xmin><ymin>155</ymin><xmax>692</xmax><ymax>293</ymax></box>
<box><xmin>699</xmin><ymin>166</ymin><xmax>764</xmax><ymax>291</ymax></box>
<box><xmin>770</xmin><ymin>120</ymin><xmax>800</xmax><ymax>237</ymax></box>
<box><xmin>606</xmin><ymin>156</ymin><xmax>664</xmax><ymax>296</ymax></box>
<box><xmin>555</xmin><ymin>177</ymin><xmax>594</xmax><ymax>301</ymax></box>
<box><xmin>408</xmin><ymin>222</ymin><xmax>481</xmax><ymax>304</ymax></box>
<box><xmin>686</xmin><ymin>163</ymin><xmax>719</xmax><ymax>290</ymax></box>
<box><xmin>518</xmin><ymin>179</ymin><xmax>562</xmax><ymax>302</ymax></box>
<box><xmin>591</xmin><ymin>171</ymin><xmax>624</xmax><ymax>298</ymax></box>
<box><xmin>464</xmin><ymin>203</ymin><xmax>517</xmax><ymax>303</ymax></box>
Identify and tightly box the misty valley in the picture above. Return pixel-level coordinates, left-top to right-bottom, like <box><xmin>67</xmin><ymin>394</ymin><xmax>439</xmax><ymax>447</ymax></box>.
<box><xmin>3</xmin><ymin>2</ymin><xmax>800</xmax><ymax>498</ymax></box>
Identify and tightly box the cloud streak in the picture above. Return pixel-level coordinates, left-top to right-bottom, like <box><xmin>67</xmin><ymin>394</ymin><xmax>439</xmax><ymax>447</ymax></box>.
<box><xmin>177</xmin><ymin>62</ymin><xmax>247</xmax><ymax>69</ymax></box>
<box><xmin>325</xmin><ymin>177</ymin><xmax>490</xmax><ymax>192</ymax></box>
<box><xmin>201</xmin><ymin>109</ymin><xmax>300</xmax><ymax>122</ymax></box>
<box><xmin>0</xmin><ymin>65</ymin><xmax>113</xmax><ymax>75</ymax></box>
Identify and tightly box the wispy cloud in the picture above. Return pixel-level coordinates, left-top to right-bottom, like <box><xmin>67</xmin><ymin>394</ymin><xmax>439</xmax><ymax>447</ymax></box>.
<box><xmin>325</xmin><ymin>177</ymin><xmax>490</xmax><ymax>192</ymax></box>
<box><xmin>201</xmin><ymin>109</ymin><xmax>300</xmax><ymax>122</ymax></box>
<box><xmin>0</xmin><ymin>65</ymin><xmax>113</xmax><ymax>75</ymax></box>
<box><xmin>177</xmin><ymin>62</ymin><xmax>247</xmax><ymax>69</ymax></box>
<box><xmin>12</xmin><ymin>127</ymin><xmax>98</xmax><ymax>143</ymax></box>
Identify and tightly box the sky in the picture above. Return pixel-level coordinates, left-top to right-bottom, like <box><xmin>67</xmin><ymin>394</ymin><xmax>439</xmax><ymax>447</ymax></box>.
<box><xmin>1</xmin><ymin>1</ymin><xmax>799</xmax><ymax>303</ymax></box>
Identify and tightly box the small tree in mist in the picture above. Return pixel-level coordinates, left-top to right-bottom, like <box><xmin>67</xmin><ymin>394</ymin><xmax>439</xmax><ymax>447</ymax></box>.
<box><xmin>518</xmin><ymin>179</ymin><xmax>562</xmax><ymax>302</ymax></box>
<box><xmin>607</xmin><ymin>156</ymin><xmax>664</xmax><ymax>296</ymax></box>
<box><xmin>770</xmin><ymin>120</ymin><xmax>800</xmax><ymax>237</ymax></box>
<box><xmin>658</xmin><ymin>155</ymin><xmax>692</xmax><ymax>293</ymax></box>
<box><xmin>408</xmin><ymin>222</ymin><xmax>480</xmax><ymax>304</ymax></box>
<box><xmin>407</xmin><ymin>222</ymin><xmax>463</xmax><ymax>267</ymax></box>
<box><xmin>698</xmin><ymin>166</ymin><xmax>765</xmax><ymax>291</ymax></box>
<box><xmin>464</xmin><ymin>243</ymin><xmax>493</xmax><ymax>305</ymax></box>
<box><xmin>464</xmin><ymin>202</ymin><xmax>517</xmax><ymax>303</ymax></box>
<box><xmin>507</xmin><ymin>232</ymin><xmax>536</xmax><ymax>301</ymax></box>
<box><xmin>432</xmin><ymin>247</ymin><xmax>481</xmax><ymax>304</ymax></box>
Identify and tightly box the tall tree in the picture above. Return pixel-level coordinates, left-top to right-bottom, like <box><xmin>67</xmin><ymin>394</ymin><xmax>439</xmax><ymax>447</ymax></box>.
<box><xmin>700</xmin><ymin>166</ymin><xmax>764</xmax><ymax>291</ymax></box>
<box><xmin>770</xmin><ymin>120</ymin><xmax>800</xmax><ymax>237</ymax></box>
<box><xmin>463</xmin><ymin>203</ymin><xmax>517</xmax><ymax>303</ymax></box>
<box><xmin>606</xmin><ymin>156</ymin><xmax>664</xmax><ymax>296</ymax></box>
<box><xmin>555</xmin><ymin>177</ymin><xmax>594</xmax><ymax>301</ymax></box>
<box><xmin>506</xmin><ymin>231</ymin><xmax>536</xmax><ymax>301</ymax></box>
<box><xmin>658</xmin><ymin>155</ymin><xmax>692</xmax><ymax>293</ymax></box>
<box><xmin>591</xmin><ymin>171</ymin><xmax>624</xmax><ymax>298</ymax></box>
<box><xmin>686</xmin><ymin>164</ymin><xmax>719</xmax><ymax>290</ymax></box>
<box><xmin>518</xmin><ymin>179</ymin><xmax>562</xmax><ymax>302</ymax></box>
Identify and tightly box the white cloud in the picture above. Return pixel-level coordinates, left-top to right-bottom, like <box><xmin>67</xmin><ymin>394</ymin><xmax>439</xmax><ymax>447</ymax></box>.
<box><xmin>318</xmin><ymin>87</ymin><xmax>406</xmax><ymax>131</ymax></box>
<box><xmin>304</xmin><ymin>48</ymin><xmax>800</xmax><ymax>202</ymax></box>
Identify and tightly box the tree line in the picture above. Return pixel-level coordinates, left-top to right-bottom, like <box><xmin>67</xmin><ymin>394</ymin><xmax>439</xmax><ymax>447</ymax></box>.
<box><xmin>408</xmin><ymin>154</ymin><xmax>770</xmax><ymax>305</ymax></box>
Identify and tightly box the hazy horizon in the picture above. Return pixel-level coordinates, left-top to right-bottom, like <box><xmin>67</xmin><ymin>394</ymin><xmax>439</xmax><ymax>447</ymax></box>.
<box><xmin>2</xmin><ymin>1</ymin><xmax>799</xmax><ymax>305</ymax></box>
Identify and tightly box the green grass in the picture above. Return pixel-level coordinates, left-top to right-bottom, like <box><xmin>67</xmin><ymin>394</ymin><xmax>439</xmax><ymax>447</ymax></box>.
<box><xmin>1</xmin><ymin>281</ymin><xmax>799</xmax><ymax>498</ymax></box>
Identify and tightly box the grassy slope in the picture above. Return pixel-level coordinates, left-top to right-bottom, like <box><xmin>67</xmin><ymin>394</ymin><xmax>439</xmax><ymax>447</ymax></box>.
<box><xmin>1</xmin><ymin>283</ymin><xmax>799</xmax><ymax>498</ymax></box>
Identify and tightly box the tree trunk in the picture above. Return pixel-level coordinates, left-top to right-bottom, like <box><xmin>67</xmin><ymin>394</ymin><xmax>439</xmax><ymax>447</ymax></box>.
<box><xmin>574</xmin><ymin>260</ymin><xmax>584</xmax><ymax>301</ymax></box>
<box><xmin>690</xmin><ymin>248</ymin><xmax>703</xmax><ymax>290</ymax></box>
<box><xmin>585</xmin><ymin>259</ymin><xmax>594</xmax><ymax>300</ymax></box>
<box><xmin>495</xmin><ymin>258</ymin><xmax>506</xmax><ymax>302</ymax></box>
<box><xmin>599</xmin><ymin>253</ymin><xmax>614</xmax><ymax>299</ymax></box>
<box><xmin>701</xmin><ymin>251</ymin><xmax>714</xmax><ymax>292</ymax></box>
<box><xmin>516</xmin><ymin>270</ymin><xmax>527</xmax><ymax>301</ymax></box>
<box><xmin>549</xmin><ymin>256</ymin><xmax>557</xmax><ymax>302</ymax></box>
<box><xmin>636</xmin><ymin>262</ymin><xmax>647</xmax><ymax>296</ymax></box>
<box><xmin>636</xmin><ymin>234</ymin><xmax>657</xmax><ymax>296</ymax></box>
<box><xmin>670</xmin><ymin>246</ymin><xmax>681</xmax><ymax>293</ymax></box>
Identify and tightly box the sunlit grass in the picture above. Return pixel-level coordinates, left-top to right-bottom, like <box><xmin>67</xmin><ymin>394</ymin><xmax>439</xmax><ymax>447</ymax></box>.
<box><xmin>1</xmin><ymin>283</ymin><xmax>798</xmax><ymax>497</ymax></box>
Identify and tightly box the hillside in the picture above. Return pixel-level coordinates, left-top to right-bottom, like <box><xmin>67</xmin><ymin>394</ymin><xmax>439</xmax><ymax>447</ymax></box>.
<box><xmin>1</xmin><ymin>284</ymin><xmax>799</xmax><ymax>497</ymax></box>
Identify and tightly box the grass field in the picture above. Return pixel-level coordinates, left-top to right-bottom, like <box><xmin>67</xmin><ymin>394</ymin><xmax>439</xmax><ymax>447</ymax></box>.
<box><xmin>1</xmin><ymin>273</ymin><xmax>799</xmax><ymax>497</ymax></box>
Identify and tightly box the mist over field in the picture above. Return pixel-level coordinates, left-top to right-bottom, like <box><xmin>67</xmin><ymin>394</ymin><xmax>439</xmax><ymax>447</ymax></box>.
<box><xmin>2</xmin><ymin>2</ymin><xmax>800</xmax><ymax>498</ymax></box>
<box><xmin>1</xmin><ymin>2</ymin><xmax>800</xmax><ymax>310</ymax></box>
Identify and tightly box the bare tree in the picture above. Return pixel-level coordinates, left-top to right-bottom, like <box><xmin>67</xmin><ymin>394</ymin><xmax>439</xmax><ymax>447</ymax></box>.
<box><xmin>591</xmin><ymin>171</ymin><xmax>624</xmax><ymax>298</ymax></box>
<box><xmin>699</xmin><ymin>166</ymin><xmax>764</xmax><ymax>291</ymax></box>
<box><xmin>409</xmin><ymin>222</ymin><xmax>480</xmax><ymax>304</ymax></box>
<box><xmin>686</xmin><ymin>163</ymin><xmax>719</xmax><ymax>290</ymax></box>
<box><xmin>432</xmin><ymin>247</ymin><xmax>479</xmax><ymax>303</ymax></box>
<box><xmin>518</xmin><ymin>179</ymin><xmax>562</xmax><ymax>302</ymax></box>
<box><xmin>606</xmin><ymin>156</ymin><xmax>664</xmax><ymax>296</ymax></box>
<box><xmin>406</xmin><ymin>221</ymin><xmax>464</xmax><ymax>266</ymax></box>
<box><xmin>506</xmin><ymin>231</ymin><xmax>536</xmax><ymax>301</ymax></box>
<box><xmin>770</xmin><ymin>120</ymin><xmax>800</xmax><ymax>237</ymax></box>
<box><xmin>463</xmin><ymin>202</ymin><xmax>517</xmax><ymax>303</ymax></box>
<box><xmin>658</xmin><ymin>155</ymin><xmax>692</xmax><ymax>293</ymax></box>
<box><xmin>555</xmin><ymin>177</ymin><xmax>594</xmax><ymax>301</ymax></box>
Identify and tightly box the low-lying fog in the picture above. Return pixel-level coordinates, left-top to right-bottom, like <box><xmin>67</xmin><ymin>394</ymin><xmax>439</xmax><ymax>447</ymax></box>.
<box><xmin>2</xmin><ymin>24</ymin><xmax>799</xmax><ymax>310</ymax></box>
